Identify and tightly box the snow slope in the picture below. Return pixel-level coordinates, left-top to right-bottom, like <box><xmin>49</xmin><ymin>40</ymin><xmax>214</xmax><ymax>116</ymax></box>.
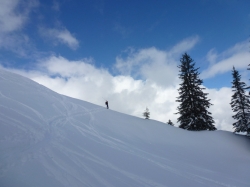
<box><xmin>0</xmin><ymin>69</ymin><xmax>250</xmax><ymax>187</ymax></box>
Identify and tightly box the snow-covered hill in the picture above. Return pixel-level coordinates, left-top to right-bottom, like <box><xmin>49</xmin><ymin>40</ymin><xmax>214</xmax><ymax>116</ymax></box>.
<box><xmin>0</xmin><ymin>69</ymin><xmax>250</xmax><ymax>187</ymax></box>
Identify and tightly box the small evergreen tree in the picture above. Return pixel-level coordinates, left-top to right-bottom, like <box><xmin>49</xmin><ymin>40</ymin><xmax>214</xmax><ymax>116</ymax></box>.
<box><xmin>167</xmin><ymin>119</ymin><xmax>174</xmax><ymax>126</ymax></box>
<box><xmin>143</xmin><ymin>107</ymin><xmax>150</xmax><ymax>119</ymax></box>
<box><xmin>176</xmin><ymin>53</ymin><xmax>216</xmax><ymax>131</ymax></box>
<box><xmin>230</xmin><ymin>66</ymin><xmax>250</xmax><ymax>133</ymax></box>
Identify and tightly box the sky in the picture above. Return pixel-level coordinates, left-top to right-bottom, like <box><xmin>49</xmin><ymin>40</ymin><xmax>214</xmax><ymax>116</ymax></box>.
<box><xmin>0</xmin><ymin>0</ymin><xmax>250</xmax><ymax>131</ymax></box>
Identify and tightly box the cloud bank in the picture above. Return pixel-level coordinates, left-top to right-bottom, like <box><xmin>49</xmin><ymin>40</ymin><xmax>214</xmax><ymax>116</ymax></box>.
<box><xmin>5</xmin><ymin>36</ymin><xmax>242</xmax><ymax>132</ymax></box>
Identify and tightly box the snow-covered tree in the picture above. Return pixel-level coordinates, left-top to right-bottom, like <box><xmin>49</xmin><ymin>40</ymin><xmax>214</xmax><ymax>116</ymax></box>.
<box><xmin>167</xmin><ymin>119</ymin><xmax>174</xmax><ymax>126</ymax></box>
<box><xmin>143</xmin><ymin>107</ymin><xmax>150</xmax><ymax>119</ymax></box>
<box><xmin>176</xmin><ymin>53</ymin><xmax>216</xmax><ymax>131</ymax></box>
<box><xmin>230</xmin><ymin>66</ymin><xmax>250</xmax><ymax>133</ymax></box>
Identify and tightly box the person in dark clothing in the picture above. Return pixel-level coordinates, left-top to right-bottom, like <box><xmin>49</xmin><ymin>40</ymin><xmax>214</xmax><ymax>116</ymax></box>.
<box><xmin>105</xmin><ymin>100</ymin><xmax>109</xmax><ymax>109</ymax></box>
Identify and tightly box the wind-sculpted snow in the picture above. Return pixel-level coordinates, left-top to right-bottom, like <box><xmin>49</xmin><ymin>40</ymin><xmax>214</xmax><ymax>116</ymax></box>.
<box><xmin>0</xmin><ymin>69</ymin><xmax>250</xmax><ymax>187</ymax></box>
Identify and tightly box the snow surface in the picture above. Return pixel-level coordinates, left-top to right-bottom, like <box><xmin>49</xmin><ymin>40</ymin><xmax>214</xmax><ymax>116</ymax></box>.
<box><xmin>0</xmin><ymin>69</ymin><xmax>250</xmax><ymax>187</ymax></box>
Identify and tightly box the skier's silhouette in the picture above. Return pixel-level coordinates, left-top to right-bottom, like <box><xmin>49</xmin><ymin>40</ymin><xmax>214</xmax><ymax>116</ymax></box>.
<box><xmin>105</xmin><ymin>100</ymin><xmax>109</xmax><ymax>109</ymax></box>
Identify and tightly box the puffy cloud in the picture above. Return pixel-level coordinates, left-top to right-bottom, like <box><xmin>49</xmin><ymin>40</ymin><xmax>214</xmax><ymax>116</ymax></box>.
<box><xmin>39</xmin><ymin>27</ymin><xmax>79</xmax><ymax>50</ymax></box>
<box><xmin>115</xmin><ymin>47</ymin><xmax>179</xmax><ymax>87</ymax></box>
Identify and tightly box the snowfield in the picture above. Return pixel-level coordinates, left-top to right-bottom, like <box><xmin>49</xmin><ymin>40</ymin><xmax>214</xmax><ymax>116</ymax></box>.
<box><xmin>0</xmin><ymin>69</ymin><xmax>250</xmax><ymax>187</ymax></box>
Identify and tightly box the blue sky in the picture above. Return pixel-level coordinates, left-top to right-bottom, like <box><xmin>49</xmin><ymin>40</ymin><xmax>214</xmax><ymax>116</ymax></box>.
<box><xmin>0</xmin><ymin>0</ymin><xmax>250</xmax><ymax>131</ymax></box>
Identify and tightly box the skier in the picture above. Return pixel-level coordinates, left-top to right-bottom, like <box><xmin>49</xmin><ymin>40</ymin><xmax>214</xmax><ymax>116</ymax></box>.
<box><xmin>105</xmin><ymin>100</ymin><xmax>109</xmax><ymax>109</ymax></box>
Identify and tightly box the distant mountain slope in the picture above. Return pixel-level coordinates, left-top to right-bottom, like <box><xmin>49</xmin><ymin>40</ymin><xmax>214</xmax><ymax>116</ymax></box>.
<box><xmin>0</xmin><ymin>69</ymin><xmax>250</xmax><ymax>187</ymax></box>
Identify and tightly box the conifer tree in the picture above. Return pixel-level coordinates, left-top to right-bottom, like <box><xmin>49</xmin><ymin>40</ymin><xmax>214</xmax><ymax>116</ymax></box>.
<box><xmin>167</xmin><ymin>119</ymin><xmax>174</xmax><ymax>126</ymax></box>
<box><xmin>176</xmin><ymin>53</ymin><xmax>216</xmax><ymax>131</ymax></box>
<box><xmin>143</xmin><ymin>107</ymin><xmax>150</xmax><ymax>119</ymax></box>
<box><xmin>230</xmin><ymin>67</ymin><xmax>250</xmax><ymax>133</ymax></box>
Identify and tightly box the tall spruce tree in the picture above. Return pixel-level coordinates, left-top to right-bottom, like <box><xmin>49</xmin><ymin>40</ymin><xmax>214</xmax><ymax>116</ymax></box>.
<box><xmin>176</xmin><ymin>53</ymin><xmax>216</xmax><ymax>131</ymax></box>
<box><xmin>230</xmin><ymin>66</ymin><xmax>250</xmax><ymax>133</ymax></box>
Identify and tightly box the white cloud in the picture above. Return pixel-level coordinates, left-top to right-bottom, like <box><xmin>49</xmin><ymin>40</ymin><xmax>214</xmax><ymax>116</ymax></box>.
<box><xmin>0</xmin><ymin>0</ymin><xmax>78</xmax><ymax>55</ymax></box>
<box><xmin>115</xmin><ymin>47</ymin><xmax>177</xmax><ymax>87</ymax></box>
<box><xmin>169</xmin><ymin>35</ymin><xmax>200</xmax><ymax>56</ymax></box>
<box><xmin>39</xmin><ymin>27</ymin><xmax>79</xmax><ymax>50</ymax></box>
<box><xmin>0</xmin><ymin>0</ymin><xmax>24</xmax><ymax>33</ymax></box>
<box><xmin>207</xmin><ymin>87</ymin><xmax>234</xmax><ymax>131</ymax></box>
<box><xmin>115</xmin><ymin>47</ymin><xmax>174</xmax><ymax>76</ymax></box>
<box><xmin>0</xmin><ymin>0</ymin><xmax>38</xmax><ymax>33</ymax></box>
<box><xmin>0</xmin><ymin>33</ymin><xmax>32</xmax><ymax>57</ymax></box>
<box><xmin>206</xmin><ymin>48</ymin><xmax>218</xmax><ymax>65</ymax></box>
<box><xmin>201</xmin><ymin>41</ymin><xmax>250</xmax><ymax>79</ymax></box>
<box><xmin>0</xmin><ymin>0</ymin><xmax>38</xmax><ymax>55</ymax></box>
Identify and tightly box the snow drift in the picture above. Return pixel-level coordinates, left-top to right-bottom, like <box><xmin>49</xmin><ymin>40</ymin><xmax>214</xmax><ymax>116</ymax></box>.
<box><xmin>0</xmin><ymin>69</ymin><xmax>249</xmax><ymax>187</ymax></box>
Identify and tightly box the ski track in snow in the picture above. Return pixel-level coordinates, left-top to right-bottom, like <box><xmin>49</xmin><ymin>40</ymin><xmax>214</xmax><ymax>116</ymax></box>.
<box><xmin>39</xmin><ymin>100</ymin><xmax>235</xmax><ymax>187</ymax></box>
<box><xmin>0</xmin><ymin>97</ymin><xmax>245</xmax><ymax>187</ymax></box>
<box><xmin>0</xmin><ymin>99</ymin><xmax>243</xmax><ymax>187</ymax></box>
